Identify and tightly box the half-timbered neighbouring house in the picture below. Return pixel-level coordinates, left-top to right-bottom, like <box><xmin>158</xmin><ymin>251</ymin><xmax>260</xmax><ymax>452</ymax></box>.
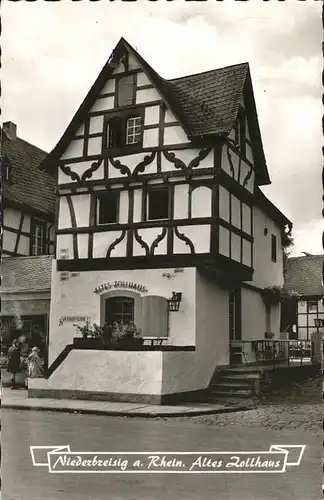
<box><xmin>282</xmin><ymin>254</ymin><xmax>324</xmax><ymax>340</ymax></box>
<box><xmin>0</xmin><ymin>122</ymin><xmax>56</xmax><ymax>352</ymax></box>
<box><xmin>29</xmin><ymin>38</ymin><xmax>292</xmax><ymax>403</ymax></box>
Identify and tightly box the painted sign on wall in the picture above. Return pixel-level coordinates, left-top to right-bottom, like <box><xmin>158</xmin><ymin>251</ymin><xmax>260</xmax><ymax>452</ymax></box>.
<box><xmin>59</xmin><ymin>316</ymin><xmax>90</xmax><ymax>326</ymax></box>
<box><xmin>94</xmin><ymin>281</ymin><xmax>148</xmax><ymax>295</ymax></box>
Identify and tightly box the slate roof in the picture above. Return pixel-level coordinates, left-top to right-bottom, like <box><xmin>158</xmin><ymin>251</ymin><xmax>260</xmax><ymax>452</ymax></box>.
<box><xmin>1</xmin><ymin>255</ymin><xmax>53</xmax><ymax>293</ymax></box>
<box><xmin>1</xmin><ymin>129</ymin><xmax>56</xmax><ymax>217</ymax></box>
<box><xmin>284</xmin><ymin>255</ymin><xmax>324</xmax><ymax>297</ymax></box>
<box><xmin>39</xmin><ymin>38</ymin><xmax>270</xmax><ymax>185</ymax></box>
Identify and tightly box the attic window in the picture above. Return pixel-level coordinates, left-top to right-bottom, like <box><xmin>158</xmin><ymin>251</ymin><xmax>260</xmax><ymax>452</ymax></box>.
<box><xmin>0</xmin><ymin>154</ymin><xmax>12</xmax><ymax>183</ymax></box>
<box><xmin>117</xmin><ymin>74</ymin><xmax>136</xmax><ymax>107</ymax></box>
<box><xmin>104</xmin><ymin>109</ymin><xmax>144</xmax><ymax>150</ymax></box>
<box><xmin>126</xmin><ymin>116</ymin><xmax>142</xmax><ymax>144</ymax></box>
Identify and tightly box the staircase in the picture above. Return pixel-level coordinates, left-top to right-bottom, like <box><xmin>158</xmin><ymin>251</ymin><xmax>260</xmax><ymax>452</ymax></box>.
<box><xmin>208</xmin><ymin>366</ymin><xmax>262</xmax><ymax>404</ymax></box>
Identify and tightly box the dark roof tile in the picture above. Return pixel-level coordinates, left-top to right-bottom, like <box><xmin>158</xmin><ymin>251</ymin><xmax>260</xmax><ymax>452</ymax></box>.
<box><xmin>1</xmin><ymin>131</ymin><xmax>56</xmax><ymax>217</ymax></box>
<box><xmin>284</xmin><ymin>255</ymin><xmax>324</xmax><ymax>297</ymax></box>
<box><xmin>1</xmin><ymin>255</ymin><xmax>53</xmax><ymax>293</ymax></box>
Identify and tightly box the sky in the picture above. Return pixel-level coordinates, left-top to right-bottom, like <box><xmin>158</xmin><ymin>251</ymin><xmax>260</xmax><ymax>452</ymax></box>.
<box><xmin>2</xmin><ymin>0</ymin><xmax>322</xmax><ymax>257</ymax></box>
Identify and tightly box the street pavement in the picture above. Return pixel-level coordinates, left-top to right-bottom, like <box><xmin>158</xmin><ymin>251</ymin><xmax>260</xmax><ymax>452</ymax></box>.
<box><xmin>1</xmin><ymin>406</ymin><xmax>322</xmax><ymax>500</ymax></box>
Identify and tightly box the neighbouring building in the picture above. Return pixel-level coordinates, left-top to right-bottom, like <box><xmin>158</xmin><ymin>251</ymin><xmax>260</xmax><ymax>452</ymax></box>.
<box><xmin>29</xmin><ymin>38</ymin><xmax>292</xmax><ymax>403</ymax></box>
<box><xmin>283</xmin><ymin>254</ymin><xmax>324</xmax><ymax>340</ymax></box>
<box><xmin>0</xmin><ymin>122</ymin><xmax>56</xmax><ymax>352</ymax></box>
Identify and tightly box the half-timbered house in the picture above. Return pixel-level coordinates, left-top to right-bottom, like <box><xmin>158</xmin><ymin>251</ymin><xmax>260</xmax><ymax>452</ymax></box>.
<box><xmin>0</xmin><ymin>122</ymin><xmax>56</xmax><ymax>352</ymax></box>
<box><xmin>29</xmin><ymin>38</ymin><xmax>292</xmax><ymax>403</ymax></box>
<box><xmin>282</xmin><ymin>254</ymin><xmax>324</xmax><ymax>340</ymax></box>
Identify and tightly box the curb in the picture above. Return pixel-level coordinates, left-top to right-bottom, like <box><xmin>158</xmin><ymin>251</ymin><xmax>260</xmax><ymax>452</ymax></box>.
<box><xmin>1</xmin><ymin>403</ymin><xmax>257</xmax><ymax>418</ymax></box>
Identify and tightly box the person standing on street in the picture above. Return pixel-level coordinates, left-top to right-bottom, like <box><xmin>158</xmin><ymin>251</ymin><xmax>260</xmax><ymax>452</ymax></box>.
<box><xmin>7</xmin><ymin>340</ymin><xmax>21</xmax><ymax>389</ymax></box>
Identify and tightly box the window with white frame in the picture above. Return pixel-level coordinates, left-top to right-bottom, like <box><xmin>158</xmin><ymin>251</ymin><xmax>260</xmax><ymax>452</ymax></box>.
<box><xmin>31</xmin><ymin>221</ymin><xmax>45</xmax><ymax>255</ymax></box>
<box><xmin>126</xmin><ymin>116</ymin><xmax>142</xmax><ymax>145</ymax></box>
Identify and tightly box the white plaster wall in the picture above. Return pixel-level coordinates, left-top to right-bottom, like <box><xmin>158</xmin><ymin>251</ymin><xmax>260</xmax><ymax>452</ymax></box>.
<box><xmin>163</xmin><ymin>126</ymin><xmax>189</xmax><ymax>146</ymax></box>
<box><xmin>100</xmin><ymin>78</ymin><xmax>115</xmax><ymax>95</ymax></box>
<box><xmin>129</xmin><ymin>53</ymin><xmax>141</xmax><ymax>71</ymax></box>
<box><xmin>89</xmin><ymin>116</ymin><xmax>104</xmax><ymax>134</ymax></box>
<box><xmin>165</xmin><ymin>109</ymin><xmax>177</xmax><ymax>123</ymax></box>
<box><xmin>2</xmin><ymin>230</ymin><xmax>16</xmax><ymax>253</ymax></box>
<box><xmin>17</xmin><ymin>235</ymin><xmax>29</xmax><ymax>255</ymax></box>
<box><xmin>231</xmin><ymin>233</ymin><xmax>241</xmax><ymax>262</ymax></box>
<box><xmin>242</xmin><ymin>239</ymin><xmax>252</xmax><ymax>267</ymax></box>
<box><xmin>60</xmin><ymin>140</ymin><xmax>84</xmax><ymax>161</ymax></box>
<box><xmin>221</xmin><ymin>144</ymin><xmax>254</xmax><ymax>193</ymax></box>
<box><xmin>173</xmin><ymin>225</ymin><xmax>210</xmax><ymax>254</ymax></box>
<box><xmin>58</xmin><ymin>197</ymin><xmax>72</xmax><ymax>229</ymax></box>
<box><xmin>133</xmin><ymin>189</ymin><xmax>142</xmax><ymax>222</ymax></box>
<box><xmin>231</xmin><ymin>195</ymin><xmax>241</xmax><ymax>228</ymax></box>
<box><xmin>143</xmin><ymin>128</ymin><xmax>159</xmax><ymax>148</ymax></box>
<box><xmin>252</xmin><ymin>206</ymin><xmax>284</xmax><ymax>288</ymax></box>
<box><xmin>48</xmin><ymin>266</ymin><xmax>196</xmax><ymax>364</ymax></box>
<box><xmin>174</xmin><ymin>185</ymin><xmax>189</xmax><ymax>219</ymax></box>
<box><xmin>137</xmin><ymin>72</ymin><xmax>151</xmax><ymax>87</ymax></box>
<box><xmin>75</xmin><ymin>123</ymin><xmax>85</xmax><ymax>135</ymax></box>
<box><xmin>161</xmin><ymin>352</ymin><xmax>197</xmax><ymax>393</ymax></box>
<box><xmin>144</xmin><ymin>105</ymin><xmax>160</xmax><ymax>125</ymax></box>
<box><xmin>195</xmin><ymin>272</ymin><xmax>229</xmax><ymax>387</ymax></box>
<box><xmin>109</xmin><ymin>153</ymin><xmax>157</xmax><ymax>178</ymax></box>
<box><xmin>90</xmin><ymin>96</ymin><xmax>114</xmax><ymax>113</ymax></box>
<box><xmin>77</xmin><ymin>234</ymin><xmax>89</xmax><ymax>259</ymax></box>
<box><xmin>3</xmin><ymin>207</ymin><xmax>21</xmax><ymax>229</ymax></box>
<box><xmin>73</xmin><ymin>194</ymin><xmax>90</xmax><ymax>227</ymax></box>
<box><xmin>133</xmin><ymin>227</ymin><xmax>167</xmax><ymax>256</ymax></box>
<box><xmin>242</xmin><ymin>203</ymin><xmax>252</xmax><ymax>234</ymax></box>
<box><xmin>87</xmin><ymin>137</ymin><xmax>102</xmax><ymax>156</ymax></box>
<box><xmin>93</xmin><ymin>231</ymin><xmax>127</xmax><ymax>258</ymax></box>
<box><xmin>241</xmin><ymin>287</ymin><xmax>266</xmax><ymax>341</ymax></box>
<box><xmin>219</xmin><ymin>186</ymin><xmax>230</xmax><ymax>222</ymax></box>
<box><xmin>136</xmin><ymin>88</ymin><xmax>161</xmax><ymax>104</ymax></box>
<box><xmin>191</xmin><ymin>187</ymin><xmax>211</xmax><ymax>218</ymax></box>
<box><xmin>219</xmin><ymin>226</ymin><xmax>230</xmax><ymax>257</ymax></box>
<box><xmin>58</xmin><ymin>160</ymin><xmax>105</xmax><ymax>184</ymax></box>
<box><xmin>30</xmin><ymin>350</ymin><xmax>163</xmax><ymax>395</ymax></box>
<box><xmin>56</xmin><ymin>235</ymin><xmax>74</xmax><ymax>259</ymax></box>
<box><xmin>22</xmin><ymin>214</ymin><xmax>31</xmax><ymax>233</ymax></box>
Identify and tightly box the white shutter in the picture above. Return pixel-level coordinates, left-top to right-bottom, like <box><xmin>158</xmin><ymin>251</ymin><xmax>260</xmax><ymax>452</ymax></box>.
<box><xmin>140</xmin><ymin>295</ymin><xmax>169</xmax><ymax>338</ymax></box>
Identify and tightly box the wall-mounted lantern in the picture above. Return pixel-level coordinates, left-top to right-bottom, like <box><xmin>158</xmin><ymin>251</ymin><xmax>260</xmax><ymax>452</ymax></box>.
<box><xmin>314</xmin><ymin>318</ymin><xmax>324</xmax><ymax>329</ymax></box>
<box><xmin>168</xmin><ymin>292</ymin><xmax>182</xmax><ymax>312</ymax></box>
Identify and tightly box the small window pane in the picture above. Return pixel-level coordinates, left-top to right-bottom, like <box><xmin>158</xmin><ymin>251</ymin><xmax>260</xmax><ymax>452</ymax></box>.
<box><xmin>97</xmin><ymin>191</ymin><xmax>119</xmax><ymax>224</ymax></box>
<box><xmin>148</xmin><ymin>188</ymin><xmax>169</xmax><ymax>220</ymax></box>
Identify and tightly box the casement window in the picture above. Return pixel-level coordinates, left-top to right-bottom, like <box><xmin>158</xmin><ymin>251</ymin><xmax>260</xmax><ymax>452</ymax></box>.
<box><xmin>31</xmin><ymin>220</ymin><xmax>45</xmax><ymax>255</ymax></box>
<box><xmin>105</xmin><ymin>297</ymin><xmax>134</xmax><ymax>325</ymax></box>
<box><xmin>147</xmin><ymin>187</ymin><xmax>169</xmax><ymax>220</ymax></box>
<box><xmin>117</xmin><ymin>75</ymin><xmax>136</xmax><ymax>107</ymax></box>
<box><xmin>271</xmin><ymin>234</ymin><xmax>277</xmax><ymax>262</ymax></box>
<box><xmin>105</xmin><ymin>111</ymin><xmax>143</xmax><ymax>150</ymax></box>
<box><xmin>307</xmin><ymin>301</ymin><xmax>317</xmax><ymax>313</ymax></box>
<box><xmin>96</xmin><ymin>191</ymin><xmax>119</xmax><ymax>225</ymax></box>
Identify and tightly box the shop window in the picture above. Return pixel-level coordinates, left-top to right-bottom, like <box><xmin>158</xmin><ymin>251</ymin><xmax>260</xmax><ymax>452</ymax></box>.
<box><xmin>271</xmin><ymin>234</ymin><xmax>277</xmax><ymax>262</ymax></box>
<box><xmin>117</xmin><ymin>74</ymin><xmax>136</xmax><ymax>107</ymax></box>
<box><xmin>105</xmin><ymin>297</ymin><xmax>134</xmax><ymax>325</ymax></box>
<box><xmin>141</xmin><ymin>295</ymin><xmax>169</xmax><ymax>338</ymax></box>
<box><xmin>147</xmin><ymin>187</ymin><xmax>169</xmax><ymax>220</ymax></box>
<box><xmin>31</xmin><ymin>220</ymin><xmax>45</xmax><ymax>255</ymax></box>
<box><xmin>96</xmin><ymin>191</ymin><xmax>119</xmax><ymax>224</ymax></box>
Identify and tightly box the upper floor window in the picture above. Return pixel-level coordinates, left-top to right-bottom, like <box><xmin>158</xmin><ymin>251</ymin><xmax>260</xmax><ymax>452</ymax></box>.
<box><xmin>117</xmin><ymin>74</ymin><xmax>136</xmax><ymax>107</ymax></box>
<box><xmin>31</xmin><ymin>220</ymin><xmax>45</xmax><ymax>255</ymax></box>
<box><xmin>307</xmin><ymin>301</ymin><xmax>317</xmax><ymax>313</ymax></box>
<box><xmin>105</xmin><ymin>110</ymin><xmax>143</xmax><ymax>150</ymax></box>
<box><xmin>271</xmin><ymin>234</ymin><xmax>277</xmax><ymax>263</ymax></box>
<box><xmin>96</xmin><ymin>191</ymin><xmax>119</xmax><ymax>225</ymax></box>
<box><xmin>126</xmin><ymin>117</ymin><xmax>142</xmax><ymax>145</ymax></box>
<box><xmin>147</xmin><ymin>187</ymin><xmax>169</xmax><ymax>221</ymax></box>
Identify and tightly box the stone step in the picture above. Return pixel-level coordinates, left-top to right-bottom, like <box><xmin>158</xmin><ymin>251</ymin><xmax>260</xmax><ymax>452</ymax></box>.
<box><xmin>221</xmin><ymin>373</ymin><xmax>261</xmax><ymax>381</ymax></box>
<box><xmin>210</xmin><ymin>389</ymin><xmax>253</xmax><ymax>398</ymax></box>
<box><xmin>210</xmin><ymin>382</ymin><xmax>252</xmax><ymax>391</ymax></box>
<box><xmin>221</xmin><ymin>367</ymin><xmax>261</xmax><ymax>375</ymax></box>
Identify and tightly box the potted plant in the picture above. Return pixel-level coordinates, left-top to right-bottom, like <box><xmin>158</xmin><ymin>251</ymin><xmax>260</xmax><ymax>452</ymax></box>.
<box><xmin>116</xmin><ymin>321</ymin><xmax>144</xmax><ymax>349</ymax></box>
<box><xmin>73</xmin><ymin>321</ymin><xmax>104</xmax><ymax>348</ymax></box>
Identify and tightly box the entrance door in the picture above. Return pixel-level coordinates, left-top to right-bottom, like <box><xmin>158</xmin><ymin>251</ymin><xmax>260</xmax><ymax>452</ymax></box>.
<box><xmin>105</xmin><ymin>296</ymin><xmax>134</xmax><ymax>326</ymax></box>
<box><xmin>229</xmin><ymin>289</ymin><xmax>242</xmax><ymax>364</ymax></box>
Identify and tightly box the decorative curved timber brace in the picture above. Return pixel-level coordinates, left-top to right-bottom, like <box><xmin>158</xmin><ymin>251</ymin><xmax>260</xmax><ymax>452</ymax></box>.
<box><xmin>162</xmin><ymin>148</ymin><xmax>212</xmax><ymax>180</ymax></box>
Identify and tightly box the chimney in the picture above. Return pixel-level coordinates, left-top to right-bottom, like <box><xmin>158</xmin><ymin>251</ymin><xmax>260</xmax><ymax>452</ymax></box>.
<box><xmin>3</xmin><ymin>121</ymin><xmax>17</xmax><ymax>141</ymax></box>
